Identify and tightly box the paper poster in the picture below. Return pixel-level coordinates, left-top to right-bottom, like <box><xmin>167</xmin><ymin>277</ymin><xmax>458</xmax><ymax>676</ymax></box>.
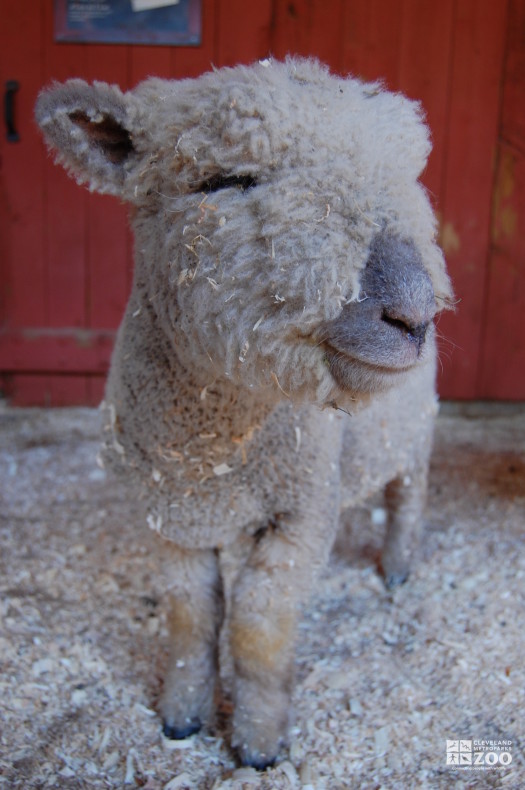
<box><xmin>54</xmin><ymin>0</ymin><xmax>201</xmax><ymax>46</ymax></box>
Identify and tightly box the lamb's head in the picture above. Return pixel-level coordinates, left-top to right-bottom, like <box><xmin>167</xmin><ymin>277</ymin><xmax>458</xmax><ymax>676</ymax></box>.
<box><xmin>36</xmin><ymin>58</ymin><xmax>452</xmax><ymax>406</ymax></box>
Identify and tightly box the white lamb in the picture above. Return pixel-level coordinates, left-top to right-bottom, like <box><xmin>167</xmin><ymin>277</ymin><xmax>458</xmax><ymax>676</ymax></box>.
<box><xmin>36</xmin><ymin>58</ymin><xmax>452</xmax><ymax>769</ymax></box>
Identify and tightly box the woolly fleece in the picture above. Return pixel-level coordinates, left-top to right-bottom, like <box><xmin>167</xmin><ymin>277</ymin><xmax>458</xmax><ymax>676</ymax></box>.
<box><xmin>35</xmin><ymin>58</ymin><xmax>452</xmax><ymax>767</ymax></box>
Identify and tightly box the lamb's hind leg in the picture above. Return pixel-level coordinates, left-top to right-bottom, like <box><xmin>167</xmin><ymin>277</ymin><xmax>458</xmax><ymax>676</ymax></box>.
<box><xmin>230</xmin><ymin>514</ymin><xmax>334</xmax><ymax>770</ymax></box>
<box><xmin>381</xmin><ymin>467</ymin><xmax>428</xmax><ymax>588</ymax></box>
<box><xmin>160</xmin><ymin>545</ymin><xmax>223</xmax><ymax>739</ymax></box>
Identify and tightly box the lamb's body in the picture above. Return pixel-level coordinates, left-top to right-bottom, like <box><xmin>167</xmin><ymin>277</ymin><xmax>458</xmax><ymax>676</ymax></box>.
<box><xmin>105</xmin><ymin>300</ymin><xmax>436</xmax><ymax>555</ymax></box>
<box><xmin>36</xmin><ymin>58</ymin><xmax>452</xmax><ymax>769</ymax></box>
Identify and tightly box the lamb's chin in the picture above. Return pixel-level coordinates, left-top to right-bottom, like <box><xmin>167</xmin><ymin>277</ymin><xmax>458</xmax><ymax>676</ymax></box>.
<box><xmin>324</xmin><ymin>347</ymin><xmax>415</xmax><ymax>396</ymax></box>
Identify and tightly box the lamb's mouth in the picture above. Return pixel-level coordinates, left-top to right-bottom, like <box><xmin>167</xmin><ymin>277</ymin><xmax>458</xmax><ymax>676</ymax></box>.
<box><xmin>322</xmin><ymin>343</ymin><xmax>415</xmax><ymax>394</ymax></box>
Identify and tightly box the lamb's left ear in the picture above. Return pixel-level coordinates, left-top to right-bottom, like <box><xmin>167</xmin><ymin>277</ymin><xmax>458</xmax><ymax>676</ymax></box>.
<box><xmin>35</xmin><ymin>79</ymin><xmax>143</xmax><ymax>198</ymax></box>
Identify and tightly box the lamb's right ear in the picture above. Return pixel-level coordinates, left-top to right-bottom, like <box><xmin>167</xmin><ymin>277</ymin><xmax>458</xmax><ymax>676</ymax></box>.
<box><xmin>35</xmin><ymin>79</ymin><xmax>142</xmax><ymax>198</ymax></box>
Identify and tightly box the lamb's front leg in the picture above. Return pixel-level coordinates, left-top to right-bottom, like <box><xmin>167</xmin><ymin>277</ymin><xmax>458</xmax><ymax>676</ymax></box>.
<box><xmin>230</xmin><ymin>513</ymin><xmax>335</xmax><ymax>769</ymax></box>
<box><xmin>160</xmin><ymin>545</ymin><xmax>223</xmax><ymax>739</ymax></box>
<box><xmin>381</xmin><ymin>466</ymin><xmax>428</xmax><ymax>588</ymax></box>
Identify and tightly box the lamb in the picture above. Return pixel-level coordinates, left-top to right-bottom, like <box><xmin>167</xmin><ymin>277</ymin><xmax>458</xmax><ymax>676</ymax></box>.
<box><xmin>35</xmin><ymin>58</ymin><xmax>452</xmax><ymax>770</ymax></box>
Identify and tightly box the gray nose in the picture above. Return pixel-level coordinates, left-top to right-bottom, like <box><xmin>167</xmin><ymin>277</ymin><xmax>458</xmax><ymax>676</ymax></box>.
<box><xmin>380</xmin><ymin>309</ymin><xmax>429</xmax><ymax>351</ymax></box>
<box><xmin>362</xmin><ymin>232</ymin><xmax>436</xmax><ymax>347</ymax></box>
<box><xmin>317</xmin><ymin>231</ymin><xmax>437</xmax><ymax>389</ymax></box>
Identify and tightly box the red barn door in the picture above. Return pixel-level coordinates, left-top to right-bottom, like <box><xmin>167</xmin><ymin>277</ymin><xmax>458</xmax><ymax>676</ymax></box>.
<box><xmin>0</xmin><ymin>0</ymin><xmax>522</xmax><ymax>404</ymax></box>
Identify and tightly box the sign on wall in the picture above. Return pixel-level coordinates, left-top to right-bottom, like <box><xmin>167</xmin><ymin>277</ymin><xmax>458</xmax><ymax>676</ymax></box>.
<box><xmin>54</xmin><ymin>0</ymin><xmax>201</xmax><ymax>46</ymax></box>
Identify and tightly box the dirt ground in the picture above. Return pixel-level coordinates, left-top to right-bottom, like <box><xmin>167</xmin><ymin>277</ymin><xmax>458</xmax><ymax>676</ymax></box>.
<box><xmin>1</xmin><ymin>402</ymin><xmax>524</xmax><ymax>789</ymax></box>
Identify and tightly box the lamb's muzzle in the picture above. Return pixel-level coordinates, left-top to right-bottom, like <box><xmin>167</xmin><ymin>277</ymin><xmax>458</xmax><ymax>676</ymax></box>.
<box><xmin>319</xmin><ymin>232</ymin><xmax>436</xmax><ymax>393</ymax></box>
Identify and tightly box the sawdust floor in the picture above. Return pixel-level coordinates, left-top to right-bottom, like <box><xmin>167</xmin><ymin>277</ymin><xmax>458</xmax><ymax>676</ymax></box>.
<box><xmin>1</xmin><ymin>403</ymin><xmax>524</xmax><ymax>790</ymax></box>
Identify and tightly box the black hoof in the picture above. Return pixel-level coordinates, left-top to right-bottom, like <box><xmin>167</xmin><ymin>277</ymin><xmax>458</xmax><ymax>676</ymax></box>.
<box><xmin>383</xmin><ymin>570</ymin><xmax>409</xmax><ymax>589</ymax></box>
<box><xmin>379</xmin><ymin>557</ymin><xmax>409</xmax><ymax>589</ymax></box>
<box><xmin>162</xmin><ymin>718</ymin><xmax>201</xmax><ymax>740</ymax></box>
<box><xmin>237</xmin><ymin>749</ymin><xmax>277</xmax><ymax>771</ymax></box>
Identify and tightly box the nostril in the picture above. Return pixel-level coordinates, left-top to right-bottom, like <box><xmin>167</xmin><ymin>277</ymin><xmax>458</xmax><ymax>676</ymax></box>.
<box><xmin>381</xmin><ymin>310</ymin><xmax>429</xmax><ymax>349</ymax></box>
<box><xmin>381</xmin><ymin>310</ymin><xmax>410</xmax><ymax>334</ymax></box>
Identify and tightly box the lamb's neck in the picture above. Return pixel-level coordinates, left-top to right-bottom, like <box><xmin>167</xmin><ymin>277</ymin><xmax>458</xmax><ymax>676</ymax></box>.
<box><xmin>162</xmin><ymin>369</ymin><xmax>279</xmax><ymax>476</ymax></box>
<box><xmin>182</xmin><ymin>376</ymin><xmax>276</xmax><ymax>439</ymax></box>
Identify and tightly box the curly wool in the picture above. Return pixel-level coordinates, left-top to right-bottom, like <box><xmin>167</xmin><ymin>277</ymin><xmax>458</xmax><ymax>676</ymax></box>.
<box><xmin>35</xmin><ymin>60</ymin><xmax>455</xmax><ymax>766</ymax></box>
<box><xmin>36</xmin><ymin>57</ymin><xmax>452</xmax><ymax>548</ymax></box>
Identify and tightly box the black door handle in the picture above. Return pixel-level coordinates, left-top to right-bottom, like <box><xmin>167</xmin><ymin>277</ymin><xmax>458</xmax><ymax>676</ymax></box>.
<box><xmin>5</xmin><ymin>80</ymin><xmax>20</xmax><ymax>142</ymax></box>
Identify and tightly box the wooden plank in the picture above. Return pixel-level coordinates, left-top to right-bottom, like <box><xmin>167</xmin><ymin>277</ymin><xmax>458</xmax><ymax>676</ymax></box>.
<box><xmin>86</xmin><ymin>192</ymin><xmax>131</xmax><ymax>330</ymax></box>
<box><xmin>87</xmin><ymin>375</ymin><xmax>106</xmax><ymax>406</ymax></box>
<box><xmin>481</xmin><ymin>243</ymin><xmax>525</xmax><ymax>397</ymax></box>
<box><xmin>47</xmin><ymin>375</ymin><xmax>92</xmax><ymax>406</ymax></box>
<box><xmin>397</xmin><ymin>0</ymin><xmax>454</xmax><ymax>201</ymax></box>
<box><xmin>44</xmin><ymin>9</ymin><xmax>88</xmax><ymax>405</ymax></box>
<box><xmin>0</xmin><ymin>329</ymin><xmax>115</xmax><ymax>373</ymax></box>
<box><xmin>170</xmin><ymin>0</ymin><xmax>217</xmax><ymax>77</ymax></box>
<box><xmin>0</xmin><ymin>1</ymin><xmax>83</xmax><ymax>406</ymax></box>
<box><xmin>501</xmin><ymin>0</ymin><xmax>525</xmax><ymax>153</ymax></box>
<box><xmin>436</xmin><ymin>0</ymin><xmax>508</xmax><ymax>399</ymax></box>
<box><xmin>341</xmin><ymin>0</ymin><xmax>404</xmax><ymax>84</ymax></box>
<box><xmin>215</xmin><ymin>0</ymin><xmax>273</xmax><ymax>66</ymax></box>
<box><xmin>343</xmin><ymin>1</ymin><xmax>454</xmax><ymax>201</ymax></box>
<box><xmin>480</xmin><ymin>0</ymin><xmax>525</xmax><ymax>399</ymax></box>
<box><xmin>2</xmin><ymin>375</ymin><xmax>53</xmax><ymax>407</ymax></box>
<box><xmin>84</xmin><ymin>46</ymin><xmax>131</xmax><ymax>332</ymax></box>
<box><xmin>130</xmin><ymin>44</ymin><xmax>172</xmax><ymax>84</ymax></box>
<box><xmin>0</xmin><ymin>0</ymin><xmax>47</xmax><ymax>329</ymax></box>
<box><xmin>271</xmin><ymin>0</ymin><xmax>345</xmax><ymax>68</ymax></box>
<box><xmin>271</xmin><ymin>0</ymin><xmax>311</xmax><ymax>60</ymax></box>
<box><xmin>43</xmin><ymin>4</ymin><xmax>89</xmax><ymax>330</ymax></box>
<box><xmin>2</xmin><ymin>374</ymin><xmax>102</xmax><ymax>407</ymax></box>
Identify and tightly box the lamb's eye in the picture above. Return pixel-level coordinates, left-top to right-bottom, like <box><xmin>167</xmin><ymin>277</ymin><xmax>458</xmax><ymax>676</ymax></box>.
<box><xmin>198</xmin><ymin>173</ymin><xmax>257</xmax><ymax>193</ymax></box>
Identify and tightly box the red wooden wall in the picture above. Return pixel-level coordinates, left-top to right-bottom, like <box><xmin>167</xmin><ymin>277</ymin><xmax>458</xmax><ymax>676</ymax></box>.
<box><xmin>0</xmin><ymin>0</ymin><xmax>522</xmax><ymax>405</ymax></box>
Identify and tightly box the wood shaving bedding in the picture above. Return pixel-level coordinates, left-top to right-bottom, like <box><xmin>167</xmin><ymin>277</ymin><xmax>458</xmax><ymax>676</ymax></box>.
<box><xmin>0</xmin><ymin>404</ymin><xmax>524</xmax><ymax>789</ymax></box>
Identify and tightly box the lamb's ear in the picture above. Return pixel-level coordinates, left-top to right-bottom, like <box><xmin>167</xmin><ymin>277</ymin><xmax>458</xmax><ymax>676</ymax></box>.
<box><xmin>35</xmin><ymin>79</ymin><xmax>142</xmax><ymax>198</ymax></box>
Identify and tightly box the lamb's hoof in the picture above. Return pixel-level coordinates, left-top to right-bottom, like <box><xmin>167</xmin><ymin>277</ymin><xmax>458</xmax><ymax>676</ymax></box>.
<box><xmin>383</xmin><ymin>569</ymin><xmax>409</xmax><ymax>589</ymax></box>
<box><xmin>380</xmin><ymin>555</ymin><xmax>410</xmax><ymax>589</ymax></box>
<box><xmin>236</xmin><ymin>746</ymin><xmax>277</xmax><ymax>771</ymax></box>
<box><xmin>162</xmin><ymin>718</ymin><xmax>201</xmax><ymax>740</ymax></box>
